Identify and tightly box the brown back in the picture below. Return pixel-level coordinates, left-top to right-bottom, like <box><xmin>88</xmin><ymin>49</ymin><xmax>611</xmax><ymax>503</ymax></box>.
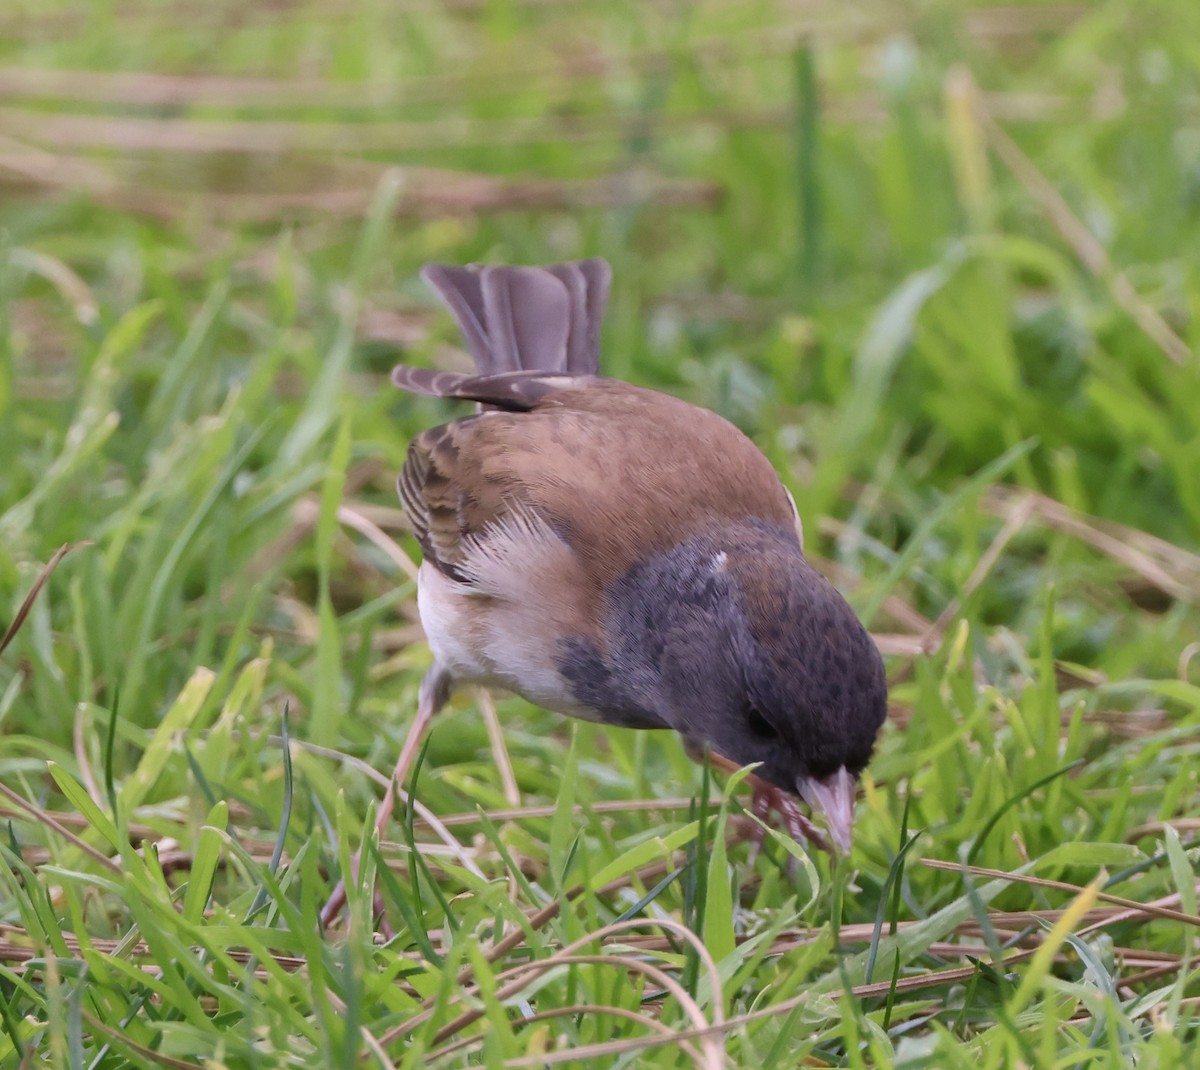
<box><xmin>403</xmin><ymin>378</ymin><xmax>798</xmax><ymax>596</ymax></box>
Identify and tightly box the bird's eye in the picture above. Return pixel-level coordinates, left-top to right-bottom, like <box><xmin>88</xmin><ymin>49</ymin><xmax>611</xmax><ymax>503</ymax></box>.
<box><xmin>744</xmin><ymin>704</ymin><xmax>778</xmax><ymax>740</ymax></box>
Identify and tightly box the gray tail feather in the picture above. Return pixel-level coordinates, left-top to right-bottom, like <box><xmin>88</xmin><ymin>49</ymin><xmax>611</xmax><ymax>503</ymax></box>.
<box><xmin>420</xmin><ymin>259</ymin><xmax>611</xmax><ymax>376</ymax></box>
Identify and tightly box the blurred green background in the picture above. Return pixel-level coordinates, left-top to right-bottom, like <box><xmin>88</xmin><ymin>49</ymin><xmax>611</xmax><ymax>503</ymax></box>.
<box><xmin>1</xmin><ymin>1</ymin><xmax>1199</xmax><ymax>1067</ymax></box>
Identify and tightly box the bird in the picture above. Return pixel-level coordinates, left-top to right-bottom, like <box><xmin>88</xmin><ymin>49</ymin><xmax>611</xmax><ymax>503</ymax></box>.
<box><xmin>321</xmin><ymin>259</ymin><xmax>887</xmax><ymax>926</ymax></box>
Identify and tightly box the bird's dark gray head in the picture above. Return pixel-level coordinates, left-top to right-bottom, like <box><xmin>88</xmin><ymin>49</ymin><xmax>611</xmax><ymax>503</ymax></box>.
<box><xmin>563</xmin><ymin>520</ymin><xmax>888</xmax><ymax>850</ymax></box>
<box><xmin>658</xmin><ymin>524</ymin><xmax>886</xmax><ymax>777</ymax></box>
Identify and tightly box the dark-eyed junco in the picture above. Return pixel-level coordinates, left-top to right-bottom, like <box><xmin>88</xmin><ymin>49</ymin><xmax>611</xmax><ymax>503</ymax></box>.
<box><xmin>322</xmin><ymin>259</ymin><xmax>886</xmax><ymax>925</ymax></box>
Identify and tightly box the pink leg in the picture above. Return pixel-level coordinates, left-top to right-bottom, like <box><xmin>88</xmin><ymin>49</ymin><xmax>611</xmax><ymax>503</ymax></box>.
<box><xmin>320</xmin><ymin>664</ymin><xmax>452</xmax><ymax>931</ymax></box>
<box><xmin>749</xmin><ymin>781</ymin><xmax>832</xmax><ymax>855</ymax></box>
<box><xmin>689</xmin><ymin>743</ymin><xmax>834</xmax><ymax>857</ymax></box>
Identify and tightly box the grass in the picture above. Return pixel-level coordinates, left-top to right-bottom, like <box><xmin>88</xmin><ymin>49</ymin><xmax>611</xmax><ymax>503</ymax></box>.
<box><xmin>1</xmin><ymin>0</ymin><xmax>1199</xmax><ymax>1066</ymax></box>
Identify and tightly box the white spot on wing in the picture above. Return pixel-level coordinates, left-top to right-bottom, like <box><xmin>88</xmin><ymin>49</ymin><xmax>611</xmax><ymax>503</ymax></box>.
<box><xmin>710</xmin><ymin>551</ymin><xmax>728</xmax><ymax>573</ymax></box>
<box><xmin>783</xmin><ymin>486</ymin><xmax>804</xmax><ymax>550</ymax></box>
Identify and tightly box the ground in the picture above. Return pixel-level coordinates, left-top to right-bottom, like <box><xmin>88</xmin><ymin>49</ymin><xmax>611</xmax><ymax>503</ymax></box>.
<box><xmin>1</xmin><ymin>1</ymin><xmax>1199</xmax><ymax>1066</ymax></box>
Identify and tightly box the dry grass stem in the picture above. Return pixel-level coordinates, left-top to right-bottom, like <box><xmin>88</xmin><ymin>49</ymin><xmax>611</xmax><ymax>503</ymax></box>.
<box><xmin>0</xmin><ymin>782</ymin><xmax>122</xmax><ymax>875</ymax></box>
<box><xmin>921</xmin><ymin>858</ymin><xmax>1200</xmax><ymax>928</ymax></box>
<box><xmin>0</xmin><ymin>542</ymin><xmax>88</xmax><ymax>657</ymax></box>
<box><xmin>427</xmin><ymin>1002</ymin><xmax>706</xmax><ymax>1066</ymax></box>
<box><xmin>984</xmin><ymin>487</ymin><xmax>1200</xmax><ymax>603</ymax></box>
<box><xmin>967</xmin><ymin>70</ymin><xmax>1192</xmax><ymax>366</ymax></box>
<box><xmin>923</xmin><ymin>493</ymin><xmax>1037</xmax><ymax>651</ymax></box>
<box><xmin>336</xmin><ymin>502</ymin><xmax>421</xmax><ymax>582</ymax></box>
<box><xmin>476</xmin><ymin>687</ymin><xmax>522</xmax><ymax>808</ymax></box>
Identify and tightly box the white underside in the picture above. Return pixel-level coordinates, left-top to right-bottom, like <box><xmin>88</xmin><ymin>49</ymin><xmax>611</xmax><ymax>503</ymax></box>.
<box><xmin>416</xmin><ymin>510</ymin><xmax>601</xmax><ymax>721</ymax></box>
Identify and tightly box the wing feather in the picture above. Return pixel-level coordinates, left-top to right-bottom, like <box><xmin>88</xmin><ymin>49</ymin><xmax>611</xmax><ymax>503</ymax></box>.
<box><xmin>395</xmin><ymin>379</ymin><xmax>799</xmax><ymax>594</ymax></box>
<box><xmin>392</xmin><ymin>365</ymin><xmax>592</xmax><ymax>412</ymax></box>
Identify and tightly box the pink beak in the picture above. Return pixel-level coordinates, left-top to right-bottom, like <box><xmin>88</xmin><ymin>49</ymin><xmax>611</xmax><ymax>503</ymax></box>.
<box><xmin>797</xmin><ymin>767</ymin><xmax>857</xmax><ymax>855</ymax></box>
